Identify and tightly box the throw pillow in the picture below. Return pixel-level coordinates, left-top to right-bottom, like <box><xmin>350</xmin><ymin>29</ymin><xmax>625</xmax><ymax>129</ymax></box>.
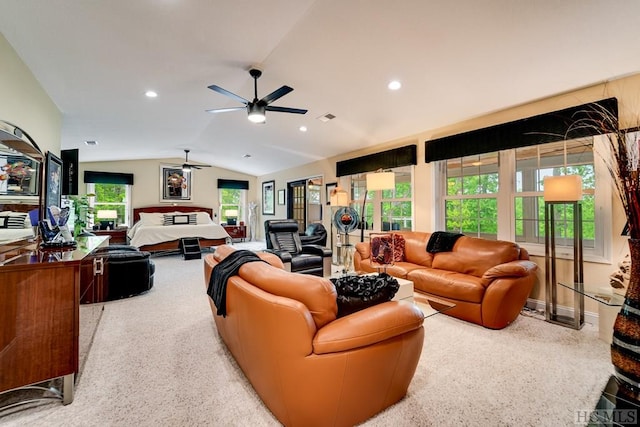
<box><xmin>392</xmin><ymin>233</ymin><xmax>405</xmax><ymax>262</ymax></box>
<box><xmin>6</xmin><ymin>213</ymin><xmax>27</xmax><ymax>229</ymax></box>
<box><xmin>331</xmin><ymin>273</ymin><xmax>400</xmax><ymax>317</ymax></box>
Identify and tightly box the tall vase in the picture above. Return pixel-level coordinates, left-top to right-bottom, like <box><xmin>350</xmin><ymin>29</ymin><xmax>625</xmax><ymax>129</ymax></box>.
<box><xmin>611</xmin><ymin>238</ymin><xmax>640</xmax><ymax>399</ymax></box>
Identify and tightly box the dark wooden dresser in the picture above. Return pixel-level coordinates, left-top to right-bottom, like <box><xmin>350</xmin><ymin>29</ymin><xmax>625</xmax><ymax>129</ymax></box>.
<box><xmin>0</xmin><ymin>235</ymin><xmax>109</xmax><ymax>405</ymax></box>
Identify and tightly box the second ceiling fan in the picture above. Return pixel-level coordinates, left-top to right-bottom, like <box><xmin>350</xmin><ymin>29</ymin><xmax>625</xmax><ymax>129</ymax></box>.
<box><xmin>206</xmin><ymin>68</ymin><xmax>307</xmax><ymax>123</ymax></box>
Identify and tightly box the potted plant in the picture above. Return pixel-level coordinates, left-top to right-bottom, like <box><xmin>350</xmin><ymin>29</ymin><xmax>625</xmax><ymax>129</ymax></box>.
<box><xmin>66</xmin><ymin>194</ymin><xmax>95</xmax><ymax>237</ymax></box>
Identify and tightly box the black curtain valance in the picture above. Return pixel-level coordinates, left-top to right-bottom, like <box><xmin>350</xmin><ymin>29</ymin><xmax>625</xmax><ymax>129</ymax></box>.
<box><xmin>424</xmin><ymin>97</ymin><xmax>618</xmax><ymax>163</ymax></box>
<box><xmin>217</xmin><ymin>179</ymin><xmax>249</xmax><ymax>190</ymax></box>
<box><xmin>84</xmin><ymin>171</ymin><xmax>134</xmax><ymax>185</ymax></box>
<box><xmin>336</xmin><ymin>144</ymin><xmax>417</xmax><ymax>177</ymax></box>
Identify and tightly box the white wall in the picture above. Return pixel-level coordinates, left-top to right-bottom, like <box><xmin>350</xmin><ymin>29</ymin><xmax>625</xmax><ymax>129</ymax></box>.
<box><xmin>0</xmin><ymin>33</ymin><xmax>61</xmax><ymax>155</ymax></box>
<box><xmin>79</xmin><ymin>158</ymin><xmax>257</xmax><ymax>225</ymax></box>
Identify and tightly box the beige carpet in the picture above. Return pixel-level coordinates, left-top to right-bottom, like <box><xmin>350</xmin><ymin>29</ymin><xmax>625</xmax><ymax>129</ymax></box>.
<box><xmin>0</xmin><ymin>246</ymin><xmax>613</xmax><ymax>426</ymax></box>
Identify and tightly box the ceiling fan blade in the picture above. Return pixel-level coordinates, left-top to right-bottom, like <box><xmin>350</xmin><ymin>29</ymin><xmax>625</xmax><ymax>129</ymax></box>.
<box><xmin>207</xmin><ymin>85</ymin><xmax>249</xmax><ymax>104</ymax></box>
<box><xmin>260</xmin><ymin>85</ymin><xmax>293</xmax><ymax>105</ymax></box>
<box><xmin>206</xmin><ymin>106</ymin><xmax>247</xmax><ymax>114</ymax></box>
<box><xmin>265</xmin><ymin>106</ymin><xmax>308</xmax><ymax>114</ymax></box>
<box><xmin>192</xmin><ymin>164</ymin><xmax>211</xmax><ymax>169</ymax></box>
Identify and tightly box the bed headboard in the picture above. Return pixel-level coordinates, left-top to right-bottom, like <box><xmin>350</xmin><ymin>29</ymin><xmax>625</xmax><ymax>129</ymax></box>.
<box><xmin>133</xmin><ymin>206</ymin><xmax>214</xmax><ymax>223</ymax></box>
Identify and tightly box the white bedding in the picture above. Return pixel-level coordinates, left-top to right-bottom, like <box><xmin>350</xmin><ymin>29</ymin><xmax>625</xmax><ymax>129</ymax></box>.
<box><xmin>128</xmin><ymin>212</ymin><xmax>230</xmax><ymax>248</ymax></box>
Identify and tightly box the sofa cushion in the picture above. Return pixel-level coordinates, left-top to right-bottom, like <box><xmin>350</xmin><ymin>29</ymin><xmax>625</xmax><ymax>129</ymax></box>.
<box><xmin>396</xmin><ymin>231</ymin><xmax>434</xmax><ymax>267</ymax></box>
<box><xmin>431</xmin><ymin>236</ymin><xmax>520</xmax><ymax>277</ymax></box>
<box><xmin>408</xmin><ymin>268</ymin><xmax>485</xmax><ymax>303</ymax></box>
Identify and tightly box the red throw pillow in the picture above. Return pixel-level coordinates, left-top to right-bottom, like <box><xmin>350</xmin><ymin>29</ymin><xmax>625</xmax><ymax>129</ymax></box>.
<box><xmin>392</xmin><ymin>233</ymin><xmax>405</xmax><ymax>262</ymax></box>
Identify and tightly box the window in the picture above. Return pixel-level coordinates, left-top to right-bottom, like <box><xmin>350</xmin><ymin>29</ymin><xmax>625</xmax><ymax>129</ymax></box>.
<box><xmin>437</xmin><ymin>136</ymin><xmax>610</xmax><ymax>261</ymax></box>
<box><xmin>443</xmin><ymin>152</ymin><xmax>499</xmax><ymax>239</ymax></box>
<box><xmin>87</xmin><ymin>183</ymin><xmax>131</xmax><ymax>226</ymax></box>
<box><xmin>348</xmin><ymin>166</ymin><xmax>413</xmax><ymax>234</ymax></box>
<box><xmin>219</xmin><ymin>188</ymin><xmax>246</xmax><ymax>224</ymax></box>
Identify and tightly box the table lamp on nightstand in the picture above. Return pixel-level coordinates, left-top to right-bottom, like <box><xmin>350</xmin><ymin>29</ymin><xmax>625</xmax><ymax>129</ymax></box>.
<box><xmin>226</xmin><ymin>210</ymin><xmax>238</xmax><ymax>226</ymax></box>
<box><xmin>96</xmin><ymin>210</ymin><xmax>118</xmax><ymax>230</ymax></box>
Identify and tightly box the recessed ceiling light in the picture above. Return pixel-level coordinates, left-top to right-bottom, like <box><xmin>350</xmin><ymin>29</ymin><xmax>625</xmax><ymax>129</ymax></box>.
<box><xmin>84</xmin><ymin>140</ymin><xmax>98</xmax><ymax>146</ymax></box>
<box><xmin>145</xmin><ymin>90</ymin><xmax>158</xmax><ymax>98</ymax></box>
<box><xmin>388</xmin><ymin>80</ymin><xmax>402</xmax><ymax>90</ymax></box>
<box><xmin>299</xmin><ymin>126</ymin><xmax>307</xmax><ymax>132</ymax></box>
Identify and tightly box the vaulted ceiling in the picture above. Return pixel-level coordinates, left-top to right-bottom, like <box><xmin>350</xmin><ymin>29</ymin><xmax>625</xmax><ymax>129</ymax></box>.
<box><xmin>1</xmin><ymin>1</ymin><xmax>640</xmax><ymax>176</ymax></box>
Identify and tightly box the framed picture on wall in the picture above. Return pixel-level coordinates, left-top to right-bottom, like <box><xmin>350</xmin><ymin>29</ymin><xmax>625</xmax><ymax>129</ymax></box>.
<box><xmin>160</xmin><ymin>164</ymin><xmax>191</xmax><ymax>202</ymax></box>
<box><xmin>262</xmin><ymin>180</ymin><xmax>275</xmax><ymax>215</ymax></box>
<box><xmin>277</xmin><ymin>189</ymin><xmax>285</xmax><ymax>205</ymax></box>
<box><xmin>44</xmin><ymin>151</ymin><xmax>63</xmax><ymax>210</ymax></box>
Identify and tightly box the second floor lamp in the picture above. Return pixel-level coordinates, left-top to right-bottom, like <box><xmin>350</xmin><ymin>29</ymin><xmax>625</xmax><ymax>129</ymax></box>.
<box><xmin>361</xmin><ymin>170</ymin><xmax>395</xmax><ymax>242</ymax></box>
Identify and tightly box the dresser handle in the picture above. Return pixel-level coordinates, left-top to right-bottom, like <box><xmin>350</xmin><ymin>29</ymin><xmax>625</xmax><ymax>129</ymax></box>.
<box><xmin>94</xmin><ymin>257</ymin><xmax>104</xmax><ymax>275</ymax></box>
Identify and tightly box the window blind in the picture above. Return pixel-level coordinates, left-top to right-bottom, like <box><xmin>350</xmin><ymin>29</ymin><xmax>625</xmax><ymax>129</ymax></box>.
<box><xmin>217</xmin><ymin>179</ymin><xmax>249</xmax><ymax>190</ymax></box>
<box><xmin>424</xmin><ymin>97</ymin><xmax>618</xmax><ymax>163</ymax></box>
<box><xmin>84</xmin><ymin>171</ymin><xmax>134</xmax><ymax>185</ymax></box>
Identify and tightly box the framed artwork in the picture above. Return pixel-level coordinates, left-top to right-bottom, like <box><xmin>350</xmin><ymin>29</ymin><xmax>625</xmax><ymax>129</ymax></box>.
<box><xmin>44</xmin><ymin>151</ymin><xmax>63</xmax><ymax>210</ymax></box>
<box><xmin>325</xmin><ymin>182</ymin><xmax>337</xmax><ymax>205</ymax></box>
<box><xmin>160</xmin><ymin>164</ymin><xmax>191</xmax><ymax>202</ymax></box>
<box><xmin>262</xmin><ymin>180</ymin><xmax>275</xmax><ymax>215</ymax></box>
<box><xmin>277</xmin><ymin>189</ymin><xmax>285</xmax><ymax>205</ymax></box>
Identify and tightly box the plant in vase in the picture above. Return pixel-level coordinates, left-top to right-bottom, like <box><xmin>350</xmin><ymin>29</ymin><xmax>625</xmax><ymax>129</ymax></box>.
<box><xmin>567</xmin><ymin>101</ymin><xmax>640</xmax><ymax>399</ymax></box>
<box><xmin>66</xmin><ymin>194</ymin><xmax>95</xmax><ymax>237</ymax></box>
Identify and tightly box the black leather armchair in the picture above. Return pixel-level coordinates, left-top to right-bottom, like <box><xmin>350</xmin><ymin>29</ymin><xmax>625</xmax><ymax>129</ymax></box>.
<box><xmin>299</xmin><ymin>222</ymin><xmax>328</xmax><ymax>247</ymax></box>
<box><xmin>264</xmin><ymin>219</ymin><xmax>332</xmax><ymax>277</ymax></box>
<box><xmin>95</xmin><ymin>245</ymin><xmax>155</xmax><ymax>300</ymax></box>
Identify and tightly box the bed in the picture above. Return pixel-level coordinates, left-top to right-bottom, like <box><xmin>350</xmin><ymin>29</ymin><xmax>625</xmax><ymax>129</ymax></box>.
<box><xmin>129</xmin><ymin>206</ymin><xmax>230</xmax><ymax>252</ymax></box>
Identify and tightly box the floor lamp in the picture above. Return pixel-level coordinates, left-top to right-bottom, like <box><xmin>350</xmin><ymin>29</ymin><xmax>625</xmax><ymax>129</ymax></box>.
<box><xmin>544</xmin><ymin>175</ymin><xmax>584</xmax><ymax>330</ymax></box>
<box><xmin>330</xmin><ymin>185</ymin><xmax>349</xmax><ymax>265</ymax></box>
<box><xmin>361</xmin><ymin>170</ymin><xmax>396</xmax><ymax>242</ymax></box>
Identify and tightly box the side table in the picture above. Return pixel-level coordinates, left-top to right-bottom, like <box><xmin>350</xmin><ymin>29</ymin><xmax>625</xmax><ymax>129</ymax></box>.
<box><xmin>223</xmin><ymin>225</ymin><xmax>246</xmax><ymax>242</ymax></box>
<box><xmin>91</xmin><ymin>227</ymin><xmax>129</xmax><ymax>245</ymax></box>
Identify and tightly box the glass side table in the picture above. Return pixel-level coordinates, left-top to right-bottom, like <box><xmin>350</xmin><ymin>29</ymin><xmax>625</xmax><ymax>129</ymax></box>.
<box><xmin>558</xmin><ymin>282</ymin><xmax>625</xmax><ymax>307</ymax></box>
<box><xmin>558</xmin><ymin>282</ymin><xmax>624</xmax><ymax>343</ymax></box>
<box><xmin>414</xmin><ymin>294</ymin><xmax>456</xmax><ymax>319</ymax></box>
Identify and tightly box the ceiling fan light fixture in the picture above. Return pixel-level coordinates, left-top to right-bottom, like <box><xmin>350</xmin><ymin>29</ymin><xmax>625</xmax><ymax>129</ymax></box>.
<box><xmin>182</xmin><ymin>164</ymin><xmax>192</xmax><ymax>172</ymax></box>
<box><xmin>247</xmin><ymin>104</ymin><xmax>266</xmax><ymax>123</ymax></box>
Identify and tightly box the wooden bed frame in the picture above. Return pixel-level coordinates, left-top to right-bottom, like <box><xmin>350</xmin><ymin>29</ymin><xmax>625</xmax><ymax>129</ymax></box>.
<box><xmin>132</xmin><ymin>205</ymin><xmax>228</xmax><ymax>252</ymax></box>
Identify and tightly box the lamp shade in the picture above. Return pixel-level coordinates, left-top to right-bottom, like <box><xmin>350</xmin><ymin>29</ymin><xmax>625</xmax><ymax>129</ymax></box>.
<box><xmin>96</xmin><ymin>209</ymin><xmax>118</xmax><ymax>219</ymax></box>
<box><xmin>543</xmin><ymin>175</ymin><xmax>583</xmax><ymax>202</ymax></box>
<box><xmin>330</xmin><ymin>186</ymin><xmax>349</xmax><ymax>207</ymax></box>
<box><xmin>226</xmin><ymin>210</ymin><xmax>238</xmax><ymax>217</ymax></box>
<box><xmin>366</xmin><ymin>171</ymin><xmax>395</xmax><ymax>191</ymax></box>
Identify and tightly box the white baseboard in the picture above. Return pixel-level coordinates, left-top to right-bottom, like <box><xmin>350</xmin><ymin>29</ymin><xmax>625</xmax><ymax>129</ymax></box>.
<box><xmin>525</xmin><ymin>298</ymin><xmax>598</xmax><ymax>327</ymax></box>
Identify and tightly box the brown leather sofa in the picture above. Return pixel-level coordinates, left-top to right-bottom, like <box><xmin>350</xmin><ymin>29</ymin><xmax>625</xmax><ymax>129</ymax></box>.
<box><xmin>204</xmin><ymin>245</ymin><xmax>425</xmax><ymax>427</ymax></box>
<box><xmin>354</xmin><ymin>231</ymin><xmax>538</xmax><ymax>329</ymax></box>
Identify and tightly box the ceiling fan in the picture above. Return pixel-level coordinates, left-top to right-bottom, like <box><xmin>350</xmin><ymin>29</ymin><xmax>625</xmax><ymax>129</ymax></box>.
<box><xmin>181</xmin><ymin>149</ymin><xmax>211</xmax><ymax>172</ymax></box>
<box><xmin>206</xmin><ymin>68</ymin><xmax>307</xmax><ymax>123</ymax></box>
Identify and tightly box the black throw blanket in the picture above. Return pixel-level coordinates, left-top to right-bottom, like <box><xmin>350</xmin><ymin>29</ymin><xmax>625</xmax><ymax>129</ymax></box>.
<box><xmin>207</xmin><ymin>250</ymin><xmax>265</xmax><ymax>317</ymax></box>
<box><xmin>426</xmin><ymin>231</ymin><xmax>463</xmax><ymax>253</ymax></box>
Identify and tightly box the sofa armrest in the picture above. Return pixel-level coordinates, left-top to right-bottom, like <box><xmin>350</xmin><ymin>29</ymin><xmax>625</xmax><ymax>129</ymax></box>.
<box><xmin>264</xmin><ymin>249</ymin><xmax>293</xmax><ymax>264</ymax></box>
<box><xmin>301</xmin><ymin>244</ymin><xmax>332</xmax><ymax>257</ymax></box>
<box><xmin>312</xmin><ymin>301</ymin><xmax>424</xmax><ymax>354</ymax></box>
<box><xmin>482</xmin><ymin>260</ymin><xmax>538</xmax><ymax>281</ymax></box>
<box><xmin>355</xmin><ymin>242</ymin><xmax>370</xmax><ymax>260</ymax></box>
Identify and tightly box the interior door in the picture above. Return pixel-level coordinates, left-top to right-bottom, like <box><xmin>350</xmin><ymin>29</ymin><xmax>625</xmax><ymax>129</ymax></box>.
<box><xmin>287</xmin><ymin>180</ymin><xmax>306</xmax><ymax>231</ymax></box>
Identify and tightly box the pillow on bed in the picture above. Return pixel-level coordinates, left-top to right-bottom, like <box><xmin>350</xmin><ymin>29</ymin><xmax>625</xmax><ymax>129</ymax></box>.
<box><xmin>0</xmin><ymin>213</ymin><xmax>29</xmax><ymax>229</ymax></box>
<box><xmin>163</xmin><ymin>213</ymin><xmax>197</xmax><ymax>226</ymax></box>
<box><xmin>138</xmin><ymin>212</ymin><xmax>165</xmax><ymax>226</ymax></box>
<box><xmin>195</xmin><ymin>211</ymin><xmax>212</xmax><ymax>224</ymax></box>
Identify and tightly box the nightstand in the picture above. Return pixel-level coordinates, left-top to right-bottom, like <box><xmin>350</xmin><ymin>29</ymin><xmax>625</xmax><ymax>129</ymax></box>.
<box><xmin>92</xmin><ymin>227</ymin><xmax>129</xmax><ymax>245</ymax></box>
<box><xmin>223</xmin><ymin>225</ymin><xmax>246</xmax><ymax>242</ymax></box>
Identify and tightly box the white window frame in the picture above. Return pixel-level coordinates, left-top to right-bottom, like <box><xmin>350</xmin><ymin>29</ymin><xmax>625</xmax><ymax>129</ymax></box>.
<box><xmin>86</xmin><ymin>182</ymin><xmax>132</xmax><ymax>227</ymax></box>
<box><xmin>434</xmin><ymin>137</ymin><xmax>612</xmax><ymax>264</ymax></box>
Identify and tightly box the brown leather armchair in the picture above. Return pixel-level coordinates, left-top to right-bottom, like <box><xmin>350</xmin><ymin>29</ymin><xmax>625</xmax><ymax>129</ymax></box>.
<box><xmin>204</xmin><ymin>245</ymin><xmax>425</xmax><ymax>427</ymax></box>
<box><xmin>264</xmin><ymin>219</ymin><xmax>332</xmax><ymax>276</ymax></box>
